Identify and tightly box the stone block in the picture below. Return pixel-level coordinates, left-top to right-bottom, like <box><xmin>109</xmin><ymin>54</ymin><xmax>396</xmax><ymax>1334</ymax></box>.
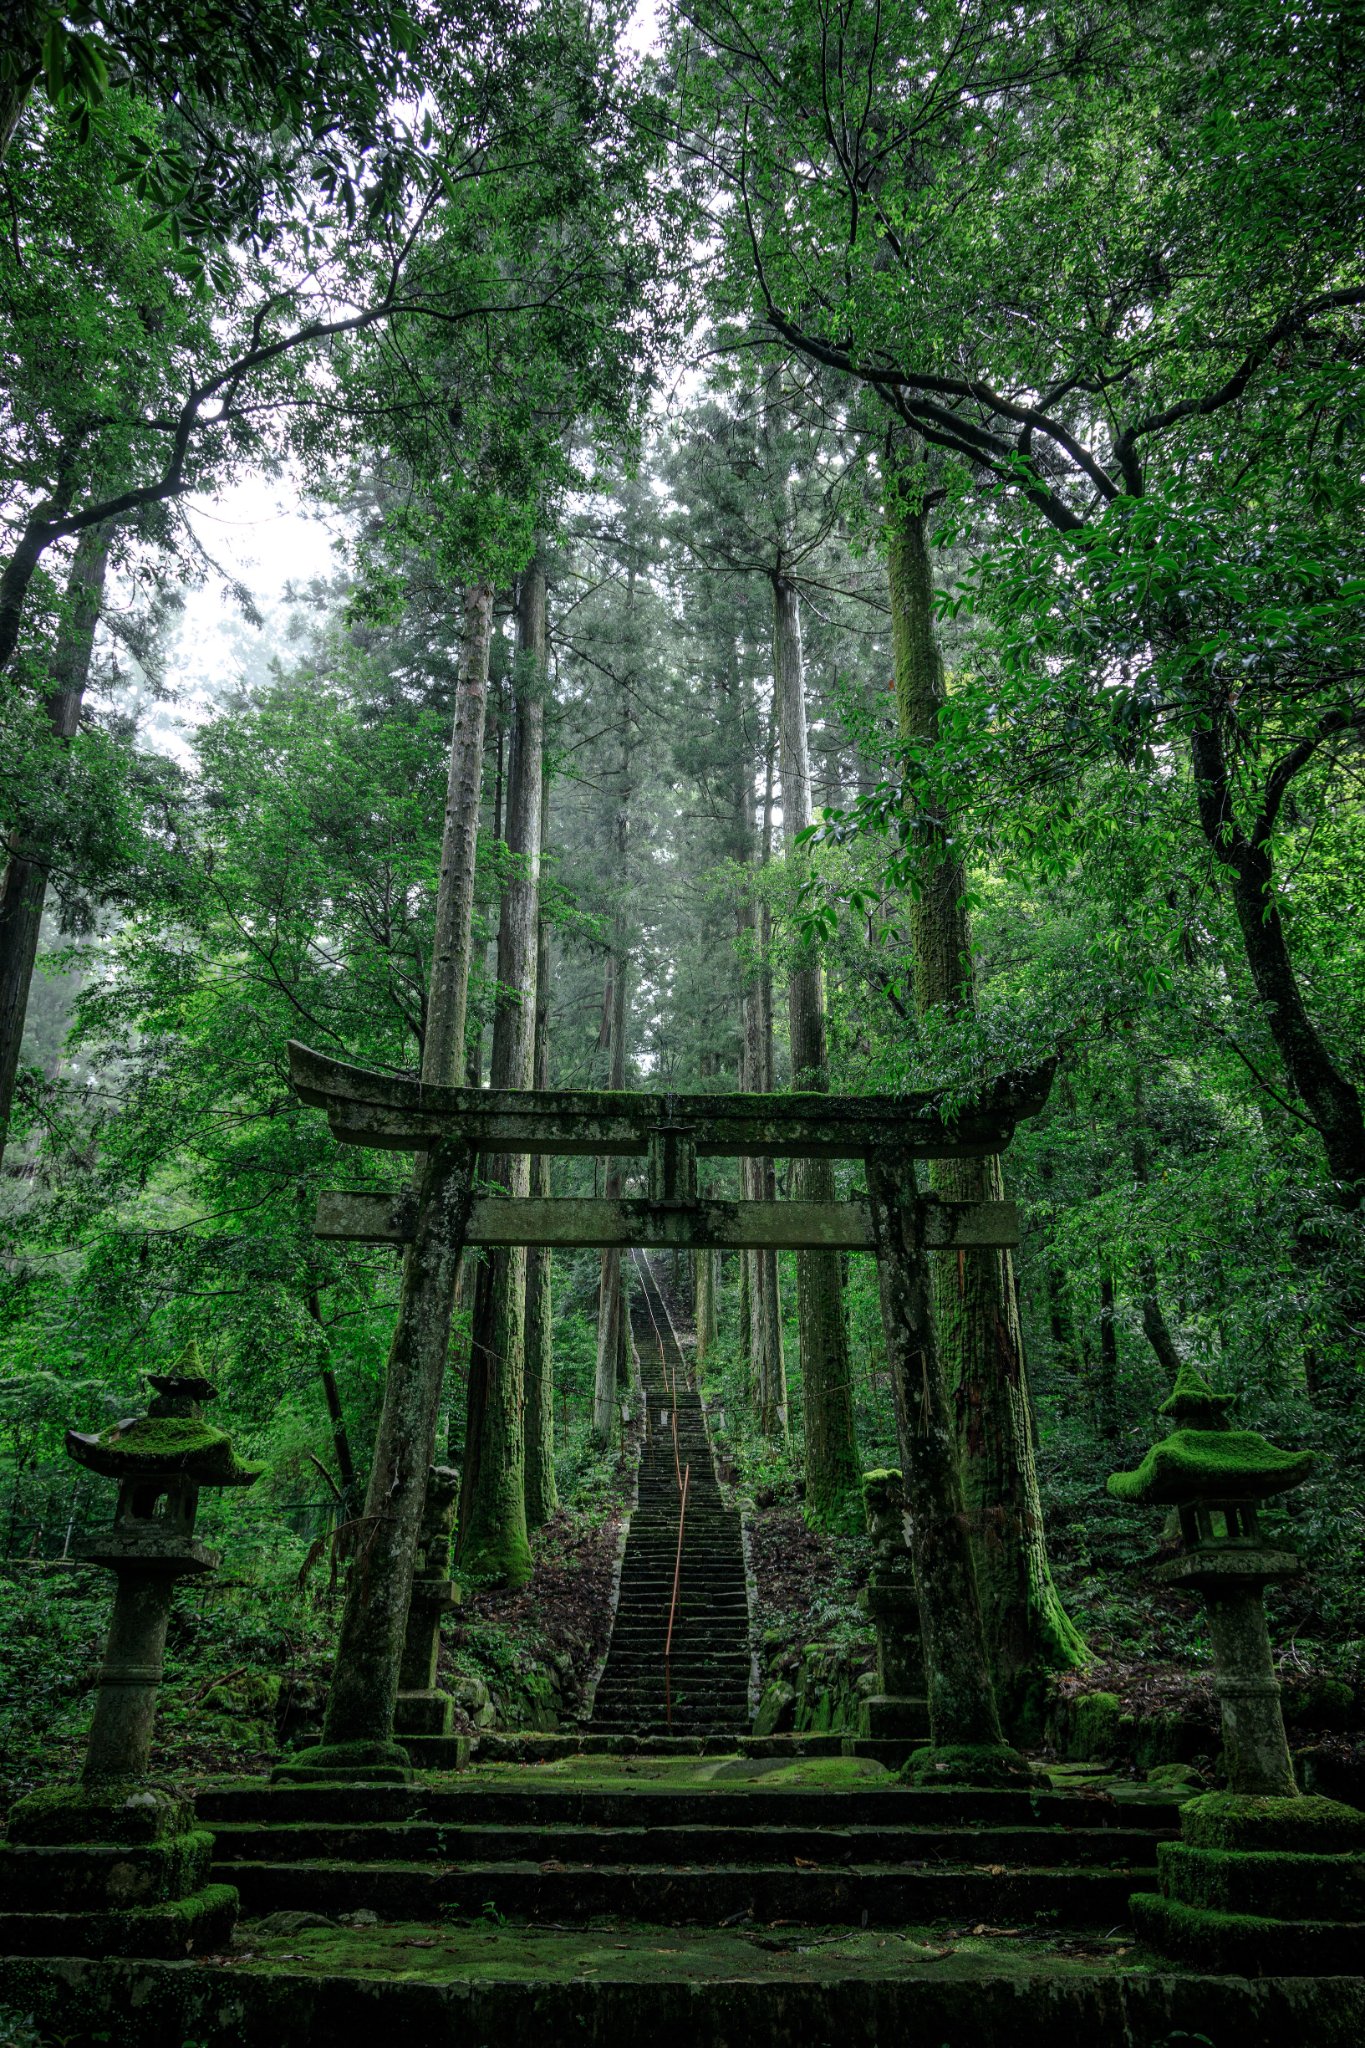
<box><xmin>6</xmin><ymin>1783</ymin><xmax>192</xmax><ymax>1848</ymax></box>
<box><xmin>1132</xmin><ymin>1789</ymin><xmax>1365</xmax><ymax>1973</ymax></box>
<box><xmin>0</xmin><ymin>1831</ymin><xmax>213</xmax><ymax>1912</ymax></box>
<box><xmin>752</xmin><ymin>1679</ymin><xmax>795</xmax><ymax>1738</ymax></box>
<box><xmin>393</xmin><ymin>1689</ymin><xmax>455</xmax><ymax>1738</ymax></box>
<box><xmin>0</xmin><ymin>1881</ymin><xmax>238</xmax><ymax>1960</ymax></box>
<box><xmin>857</xmin><ymin>1693</ymin><xmax>929</xmax><ymax>1740</ymax></box>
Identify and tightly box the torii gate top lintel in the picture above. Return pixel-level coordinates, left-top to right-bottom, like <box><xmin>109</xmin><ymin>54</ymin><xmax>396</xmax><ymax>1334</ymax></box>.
<box><xmin>287</xmin><ymin>1043</ymin><xmax>1054</xmax><ymax>1162</ymax></box>
<box><xmin>289</xmin><ymin>1043</ymin><xmax>1054</xmax><ymax>1257</ymax></box>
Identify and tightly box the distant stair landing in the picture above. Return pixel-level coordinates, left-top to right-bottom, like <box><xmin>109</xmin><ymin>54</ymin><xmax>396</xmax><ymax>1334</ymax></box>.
<box><xmin>590</xmin><ymin>1254</ymin><xmax>750</xmax><ymax>1738</ymax></box>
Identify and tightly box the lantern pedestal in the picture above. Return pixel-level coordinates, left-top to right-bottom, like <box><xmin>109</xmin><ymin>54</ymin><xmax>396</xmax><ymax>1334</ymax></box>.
<box><xmin>394</xmin><ymin>1466</ymin><xmax>462</xmax><ymax>1750</ymax></box>
<box><xmin>1131</xmin><ymin>1791</ymin><xmax>1365</xmax><ymax>1973</ymax></box>
<box><xmin>856</xmin><ymin>1471</ymin><xmax>929</xmax><ymax>1750</ymax></box>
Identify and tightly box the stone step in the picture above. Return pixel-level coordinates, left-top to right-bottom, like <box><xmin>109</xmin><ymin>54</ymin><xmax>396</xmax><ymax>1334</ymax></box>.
<box><xmin>597</xmin><ymin>1656</ymin><xmax>751</xmax><ymax>1673</ymax></box>
<box><xmin>590</xmin><ymin>1701</ymin><xmax>751</xmax><ymax>1720</ymax></box>
<box><xmin>198</xmin><ymin>1782</ymin><xmax>1182</xmax><ymax>1833</ymax></box>
<box><xmin>5</xmin><ymin>1940</ymin><xmax>1351</xmax><ymax>2048</ymax></box>
<box><xmin>208</xmin><ymin>1819</ymin><xmax>1172</xmax><ymax>1871</ymax></box>
<box><xmin>594</xmin><ymin>1673</ymin><xmax>750</xmax><ymax>1691</ymax></box>
<box><xmin>210</xmin><ymin>1854</ymin><xmax>1154</xmax><ymax>1927</ymax></box>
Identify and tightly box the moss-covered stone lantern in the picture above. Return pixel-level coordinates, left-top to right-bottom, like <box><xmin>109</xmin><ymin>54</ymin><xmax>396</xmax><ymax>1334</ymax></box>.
<box><xmin>393</xmin><ymin>1465</ymin><xmax>464</xmax><ymax>1762</ymax></box>
<box><xmin>0</xmin><ymin>1349</ymin><xmax>261</xmax><ymax>1957</ymax></box>
<box><xmin>855</xmin><ymin>1470</ymin><xmax>928</xmax><ymax>1757</ymax></box>
<box><xmin>1109</xmin><ymin>1360</ymin><xmax>1365</xmax><ymax>1972</ymax></box>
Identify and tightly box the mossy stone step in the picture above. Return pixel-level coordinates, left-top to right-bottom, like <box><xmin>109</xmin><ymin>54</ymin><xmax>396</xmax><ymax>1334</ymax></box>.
<box><xmin>5</xmin><ymin>1937</ymin><xmax>1362</xmax><ymax>2048</ymax></box>
<box><xmin>207</xmin><ymin>1818</ymin><xmax>1174</xmax><ymax>1871</ymax></box>
<box><xmin>210</xmin><ymin>1854</ymin><xmax>1153</xmax><ymax>1926</ymax></box>
<box><xmin>197</xmin><ymin>1781</ymin><xmax>1183</xmax><ymax>1832</ymax></box>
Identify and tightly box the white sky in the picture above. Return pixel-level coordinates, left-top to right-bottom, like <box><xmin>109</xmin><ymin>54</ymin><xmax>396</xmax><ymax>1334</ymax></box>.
<box><xmin>153</xmin><ymin>0</ymin><xmax>665</xmax><ymax>764</ymax></box>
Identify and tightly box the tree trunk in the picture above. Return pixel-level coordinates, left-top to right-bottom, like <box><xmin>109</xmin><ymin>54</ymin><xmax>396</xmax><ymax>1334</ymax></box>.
<box><xmin>0</xmin><ymin>520</ymin><xmax>111</xmax><ymax>1170</ymax></box>
<box><xmin>592</xmin><ymin>683</ymin><xmax>632</xmax><ymax>1445</ymax></box>
<box><xmin>1132</xmin><ymin>1075</ymin><xmax>1183</xmax><ymax>1378</ymax></box>
<box><xmin>524</xmin><ymin>766</ymin><xmax>557</xmax><ymax>1528</ymax></box>
<box><xmin>0</xmin><ymin>2</ymin><xmax>41</xmax><ymax>158</ymax></box>
<box><xmin>307</xmin><ymin>1287</ymin><xmax>358</xmax><ymax>1504</ymax></box>
<box><xmin>867</xmin><ymin>1155</ymin><xmax>1006</xmax><ymax>1750</ymax></box>
<box><xmin>739</xmin><ymin>706</ymin><xmax>786</xmax><ymax>1435</ymax></box>
<box><xmin>315</xmin><ymin>579</ymin><xmax>492</xmax><ymax>1763</ymax></box>
<box><xmin>458</xmin><ymin>558</ymin><xmax>544</xmax><ymax>1586</ymax></box>
<box><xmin>422</xmin><ymin>581</ymin><xmax>494</xmax><ymax>1087</ymax></box>
<box><xmin>886</xmin><ymin>486</ymin><xmax>1085</xmax><ymax>1702</ymax></box>
<box><xmin>772</xmin><ymin>574</ymin><xmax>858</xmax><ymax>1520</ymax></box>
<box><xmin>1190</xmin><ymin>715</ymin><xmax>1365</xmax><ymax>1206</ymax></box>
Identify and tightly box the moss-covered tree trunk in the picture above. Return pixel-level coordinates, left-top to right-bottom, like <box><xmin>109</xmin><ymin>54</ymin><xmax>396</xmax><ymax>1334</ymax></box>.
<box><xmin>592</xmin><ymin>681</ymin><xmax>632</xmax><ymax>1442</ymax></box>
<box><xmin>0</xmin><ymin>519</ymin><xmax>110</xmax><ymax>1172</ymax></box>
<box><xmin>693</xmin><ymin>1053</ymin><xmax>719</xmax><ymax>1368</ymax></box>
<box><xmin>319</xmin><ymin>578</ymin><xmax>492</xmax><ymax>1757</ymax></box>
<box><xmin>524</xmin><ymin>770</ymin><xmax>557</xmax><ymax>1528</ymax></box>
<box><xmin>866</xmin><ymin>1154</ymin><xmax>1005</xmax><ymax>1751</ymax></box>
<box><xmin>458</xmin><ymin>558</ymin><xmax>545</xmax><ymax>1587</ymax></box>
<box><xmin>592</xmin><ymin>941</ymin><xmax>628</xmax><ymax>1441</ymax></box>
<box><xmin>886</xmin><ymin>483</ymin><xmax>1085</xmax><ymax>1707</ymax></box>
<box><xmin>739</xmin><ymin>705</ymin><xmax>786</xmax><ymax>1435</ymax></box>
<box><xmin>772</xmin><ymin>574</ymin><xmax>858</xmax><ymax>1521</ymax></box>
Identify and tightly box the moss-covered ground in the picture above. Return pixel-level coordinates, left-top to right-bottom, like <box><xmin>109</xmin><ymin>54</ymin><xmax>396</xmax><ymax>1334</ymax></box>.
<box><xmin>223</xmin><ymin>1917</ymin><xmax>1151</xmax><ymax>1985</ymax></box>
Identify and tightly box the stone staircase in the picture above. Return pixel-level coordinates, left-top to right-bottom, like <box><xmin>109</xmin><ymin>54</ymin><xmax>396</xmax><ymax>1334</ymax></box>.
<box><xmin>588</xmin><ymin>1253</ymin><xmax>751</xmax><ymax>1738</ymax></box>
<box><xmin>198</xmin><ymin>1775</ymin><xmax>1179</xmax><ymax>1928</ymax></box>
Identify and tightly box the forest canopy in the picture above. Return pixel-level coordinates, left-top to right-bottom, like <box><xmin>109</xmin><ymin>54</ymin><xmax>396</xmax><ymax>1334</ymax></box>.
<box><xmin>0</xmin><ymin>0</ymin><xmax>1360</xmax><ymax>1790</ymax></box>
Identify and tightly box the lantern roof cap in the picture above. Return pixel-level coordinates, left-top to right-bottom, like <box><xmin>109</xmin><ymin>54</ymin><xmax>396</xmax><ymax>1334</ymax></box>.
<box><xmin>1107</xmin><ymin>1361</ymin><xmax>1313</xmax><ymax>1507</ymax></box>
<box><xmin>65</xmin><ymin>1342</ymin><xmax>262</xmax><ymax>1488</ymax></box>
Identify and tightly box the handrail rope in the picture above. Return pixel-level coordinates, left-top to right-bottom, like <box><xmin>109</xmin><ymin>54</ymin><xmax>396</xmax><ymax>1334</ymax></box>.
<box><xmin>664</xmin><ymin>1460</ymin><xmax>691</xmax><ymax>1730</ymax></box>
<box><xmin>633</xmin><ymin>1248</ymin><xmax>683</xmax><ymax>1482</ymax></box>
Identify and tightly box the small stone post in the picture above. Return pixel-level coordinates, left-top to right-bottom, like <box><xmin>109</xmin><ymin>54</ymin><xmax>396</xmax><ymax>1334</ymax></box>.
<box><xmin>1110</xmin><ymin>1360</ymin><xmax>1365</xmax><ymax>1972</ymax></box>
<box><xmin>0</xmin><ymin>1352</ymin><xmax>261</xmax><ymax>1957</ymax></box>
<box><xmin>393</xmin><ymin>1465</ymin><xmax>464</xmax><ymax>1760</ymax></box>
<box><xmin>855</xmin><ymin>1469</ymin><xmax>929</xmax><ymax>1757</ymax></box>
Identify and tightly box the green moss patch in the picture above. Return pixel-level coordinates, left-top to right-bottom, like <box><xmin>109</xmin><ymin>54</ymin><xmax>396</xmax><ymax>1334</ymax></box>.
<box><xmin>272</xmin><ymin>1740</ymin><xmax>412</xmax><ymax>1785</ymax></box>
<box><xmin>1180</xmin><ymin>1792</ymin><xmax>1365</xmax><ymax>1852</ymax></box>
<box><xmin>0</xmin><ymin>1879</ymin><xmax>237</xmax><ymax>1959</ymax></box>
<box><xmin>1131</xmin><ymin>1888</ymin><xmax>1364</xmax><ymax>1975</ymax></box>
<box><xmin>1159</xmin><ymin>1839</ymin><xmax>1365</xmax><ymax>1919</ymax></box>
<box><xmin>6</xmin><ymin>1782</ymin><xmax>194</xmax><ymax>1847</ymax></box>
<box><xmin>0</xmin><ymin>1828</ymin><xmax>214</xmax><ymax>1912</ymax></box>
<box><xmin>900</xmin><ymin>1745</ymin><xmax>1031</xmax><ymax>1788</ymax></box>
<box><xmin>1107</xmin><ymin>1427</ymin><xmax>1314</xmax><ymax>1506</ymax></box>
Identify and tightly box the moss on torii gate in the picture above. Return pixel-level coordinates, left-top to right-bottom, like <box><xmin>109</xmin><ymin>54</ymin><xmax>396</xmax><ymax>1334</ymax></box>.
<box><xmin>281</xmin><ymin>1039</ymin><xmax>1054</xmax><ymax>1787</ymax></box>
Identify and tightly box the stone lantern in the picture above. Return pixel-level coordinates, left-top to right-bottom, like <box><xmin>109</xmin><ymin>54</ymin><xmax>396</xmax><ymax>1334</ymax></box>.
<box><xmin>854</xmin><ymin>1469</ymin><xmax>929</xmax><ymax>1760</ymax></box>
<box><xmin>393</xmin><ymin>1465</ymin><xmax>464</xmax><ymax>1762</ymax></box>
<box><xmin>0</xmin><ymin>1351</ymin><xmax>261</xmax><ymax>1957</ymax></box>
<box><xmin>1109</xmin><ymin>1360</ymin><xmax>1365</xmax><ymax>1972</ymax></box>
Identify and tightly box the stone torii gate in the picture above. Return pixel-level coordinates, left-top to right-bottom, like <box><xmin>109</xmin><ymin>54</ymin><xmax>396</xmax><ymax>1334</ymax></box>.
<box><xmin>282</xmin><ymin>1040</ymin><xmax>1051</xmax><ymax>1781</ymax></box>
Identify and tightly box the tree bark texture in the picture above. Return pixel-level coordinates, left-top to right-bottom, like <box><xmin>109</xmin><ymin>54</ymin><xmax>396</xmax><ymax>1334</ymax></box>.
<box><xmin>322</xmin><ymin>1143</ymin><xmax>475</xmax><ymax>1747</ymax></box>
<box><xmin>423</xmin><ymin>581</ymin><xmax>494</xmax><ymax>1087</ymax></box>
<box><xmin>887</xmin><ymin>494</ymin><xmax>1085</xmax><ymax>1697</ymax></box>
<box><xmin>317</xmin><ymin>581</ymin><xmax>493</xmax><ymax>1755</ymax></box>
<box><xmin>592</xmin><ymin>946</ymin><xmax>629</xmax><ymax>1441</ymax></box>
<box><xmin>772</xmin><ymin>575</ymin><xmax>858</xmax><ymax>1519</ymax></box>
<box><xmin>866</xmin><ymin>1154</ymin><xmax>1004</xmax><ymax>1747</ymax></box>
<box><xmin>738</xmin><ymin>707</ymin><xmax>786</xmax><ymax>1434</ymax></box>
<box><xmin>592</xmin><ymin>680</ymin><xmax>632</xmax><ymax>1444</ymax></box>
<box><xmin>1190</xmin><ymin>713</ymin><xmax>1365</xmax><ymax>1206</ymax></box>
<box><xmin>459</xmin><ymin>557</ymin><xmax>544</xmax><ymax>1585</ymax></box>
<box><xmin>307</xmin><ymin>1287</ymin><xmax>359</xmax><ymax>1503</ymax></box>
<box><xmin>0</xmin><ymin>520</ymin><xmax>111</xmax><ymax>1170</ymax></box>
<box><xmin>524</xmin><ymin>770</ymin><xmax>557</xmax><ymax>1528</ymax></box>
<box><xmin>0</xmin><ymin>2</ymin><xmax>42</xmax><ymax>159</ymax></box>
